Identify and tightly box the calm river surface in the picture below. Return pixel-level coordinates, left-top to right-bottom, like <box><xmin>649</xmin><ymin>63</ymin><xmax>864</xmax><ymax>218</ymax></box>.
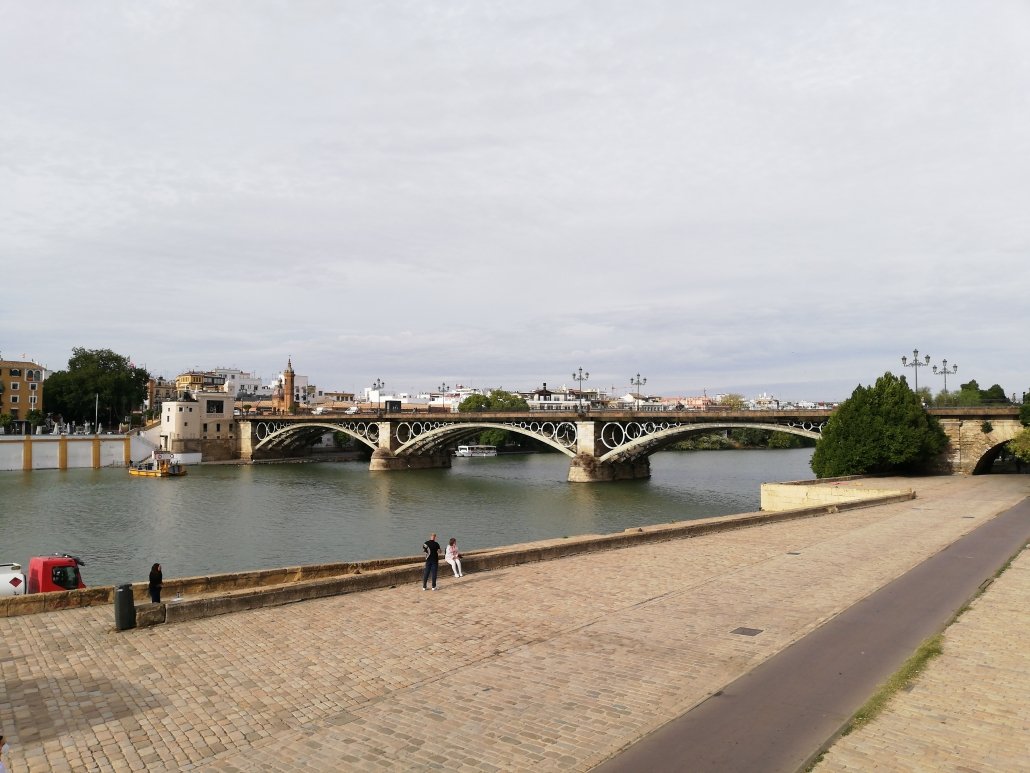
<box><xmin>1</xmin><ymin>449</ymin><xmax>814</xmax><ymax>586</ymax></box>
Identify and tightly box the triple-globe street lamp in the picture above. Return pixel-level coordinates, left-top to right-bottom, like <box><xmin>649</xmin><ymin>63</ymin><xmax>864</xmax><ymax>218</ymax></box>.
<box><xmin>933</xmin><ymin>359</ymin><xmax>958</xmax><ymax>393</ymax></box>
<box><xmin>372</xmin><ymin>378</ymin><xmax>384</xmax><ymax>413</ymax></box>
<box><xmin>901</xmin><ymin>349</ymin><xmax>930</xmax><ymax>393</ymax></box>
<box><xmin>572</xmin><ymin>368</ymin><xmax>589</xmax><ymax>409</ymax></box>
<box><xmin>438</xmin><ymin>383</ymin><xmax>449</xmax><ymax>413</ymax></box>
<box><xmin>630</xmin><ymin>373</ymin><xmax>647</xmax><ymax>409</ymax></box>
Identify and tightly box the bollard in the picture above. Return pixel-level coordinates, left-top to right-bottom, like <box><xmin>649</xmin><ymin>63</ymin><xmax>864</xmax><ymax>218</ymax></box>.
<box><xmin>114</xmin><ymin>583</ymin><xmax>136</xmax><ymax>630</ymax></box>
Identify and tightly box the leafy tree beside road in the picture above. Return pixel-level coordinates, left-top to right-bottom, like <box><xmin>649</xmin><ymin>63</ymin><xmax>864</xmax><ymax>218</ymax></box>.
<box><xmin>811</xmin><ymin>372</ymin><xmax>947</xmax><ymax>477</ymax></box>
<box><xmin>1010</xmin><ymin>399</ymin><xmax>1030</xmax><ymax>465</ymax></box>
<box><xmin>44</xmin><ymin>348</ymin><xmax>149</xmax><ymax>427</ymax></box>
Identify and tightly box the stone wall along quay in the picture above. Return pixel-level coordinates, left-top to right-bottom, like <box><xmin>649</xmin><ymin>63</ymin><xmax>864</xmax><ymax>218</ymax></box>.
<box><xmin>0</xmin><ymin>480</ymin><xmax>912</xmax><ymax>624</ymax></box>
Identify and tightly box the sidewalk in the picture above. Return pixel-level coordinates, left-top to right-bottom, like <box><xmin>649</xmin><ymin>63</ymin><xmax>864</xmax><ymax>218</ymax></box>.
<box><xmin>814</xmin><ymin>514</ymin><xmax>1030</xmax><ymax>772</ymax></box>
<box><xmin>0</xmin><ymin>474</ymin><xmax>1027</xmax><ymax>771</ymax></box>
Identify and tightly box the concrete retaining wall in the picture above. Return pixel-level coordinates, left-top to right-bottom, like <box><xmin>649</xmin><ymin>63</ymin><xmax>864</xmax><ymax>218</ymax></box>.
<box><xmin>0</xmin><ymin>484</ymin><xmax>916</xmax><ymax>627</ymax></box>
<box><xmin>760</xmin><ymin>477</ymin><xmax>911</xmax><ymax>512</ymax></box>
<box><xmin>0</xmin><ymin>434</ymin><xmax>153</xmax><ymax>471</ymax></box>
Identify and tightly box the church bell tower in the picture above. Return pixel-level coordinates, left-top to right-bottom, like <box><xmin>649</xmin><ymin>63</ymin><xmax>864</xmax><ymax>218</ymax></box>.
<box><xmin>283</xmin><ymin>358</ymin><xmax>296</xmax><ymax>414</ymax></box>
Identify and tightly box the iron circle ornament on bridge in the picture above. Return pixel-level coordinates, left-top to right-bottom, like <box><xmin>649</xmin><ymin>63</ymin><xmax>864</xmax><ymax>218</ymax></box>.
<box><xmin>254</xmin><ymin>421</ymin><xmax>293</xmax><ymax>441</ymax></box>
<box><xmin>393</xmin><ymin>420</ymin><xmax>451</xmax><ymax>444</ymax></box>
<box><xmin>336</xmin><ymin>420</ymin><xmax>380</xmax><ymax>444</ymax></box>
<box><xmin>508</xmin><ymin>419</ymin><xmax>578</xmax><ymax>450</ymax></box>
<box><xmin>786</xmin><ymin>420</ymin><xmax>825</xmax><ymax>434</ymax></box>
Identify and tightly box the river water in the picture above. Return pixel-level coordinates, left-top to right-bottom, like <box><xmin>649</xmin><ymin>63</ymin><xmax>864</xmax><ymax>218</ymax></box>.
<box><xmin>1</xmin><ymin>449</ymin><xmax>814</xmax><ymax>586</ymax></box>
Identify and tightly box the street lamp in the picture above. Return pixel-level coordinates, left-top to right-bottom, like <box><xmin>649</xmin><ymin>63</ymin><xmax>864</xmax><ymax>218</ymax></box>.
<box><xmin>900</xmin><ymin>349</ymin><xmax>930</xmax><ymax>393</ymax></box>
<box><xmin>630</xmin><ymin>373</ymin><xmax>647</xmax><ymax>410</ymax></box>
<box><xmin>372</xmin><ymin>378</ymin><xmax>384</xmax><ymax>414</ymax></box>
<box><xmin>438</xmin><ymin>382</ymin><xmax>449</xmax><ymax>413</ymax></box>
<box><xmin>572</xmin><ymin>368</ymin><xmax>589</xmax><ymax>409</ymax></box>
<box><xmin>932</xmin><ymin>359</ymin><xmax>957</xmax><ymax>393</ymax></box>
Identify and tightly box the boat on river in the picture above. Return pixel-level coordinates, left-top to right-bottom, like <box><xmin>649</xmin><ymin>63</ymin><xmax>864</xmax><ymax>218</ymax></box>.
<box><xmin>454</xmin><ymin>444</ymin><xmax>498</xmax><ymax>457</ymax></box>
<box><xmin>129</xmin><ymin>450</ymin><xmax>187</xmax><ymax>478</ymax></box>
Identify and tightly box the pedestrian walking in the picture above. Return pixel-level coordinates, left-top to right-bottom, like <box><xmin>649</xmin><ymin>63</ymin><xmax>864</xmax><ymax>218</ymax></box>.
<box><xmin>445</xmin><ymin>537</ymin><xmax>463</xmax><ymax>577</ymax></box>
<box><xmin>148</xmin><ymin>562</ymin><xmax>163</xmax><ymax>603</ymax></box>
<box><xmin>422</xmin><ymin>533</ymin><xmax>441</xmax><ymax>590</ymax></box>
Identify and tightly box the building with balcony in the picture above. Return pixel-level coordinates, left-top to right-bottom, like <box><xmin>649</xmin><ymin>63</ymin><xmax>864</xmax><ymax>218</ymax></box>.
<box><xmin>0</xmin><ymin>358</ymin><xmax>46</xmax><ymax>434</ymax></box>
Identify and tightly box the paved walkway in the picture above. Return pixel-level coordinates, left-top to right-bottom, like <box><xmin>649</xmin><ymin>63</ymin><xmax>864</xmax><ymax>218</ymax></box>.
<box><xmin>814</xmin><ymin>503</ymin><xmax>1030</xmax><ymax>772</ymax></box>
<box><xmin>1</xmin><ymin>475</ymin><xmax>1027</xmax><ymax>771</ymax></box>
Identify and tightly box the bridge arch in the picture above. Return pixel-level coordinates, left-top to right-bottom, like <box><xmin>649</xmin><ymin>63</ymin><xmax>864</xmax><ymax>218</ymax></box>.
<box><xmin>251</xmin><ymin>421</ymin><xmax>380</xmax><ymax>456</ymax></box>
<box><xmin>392</xmin><ymin>421</ymin><xmax>576</xmax><ymax>458</ymax></box>
<box><xmin>597</xmin><ymin>422</ymin><xmax>821</xmax><ymax>464</ymax></box>
<box><xmin>933</xmin><ymin>414</ymin><xmax>1024</xmax><ymax>475</ymax></box>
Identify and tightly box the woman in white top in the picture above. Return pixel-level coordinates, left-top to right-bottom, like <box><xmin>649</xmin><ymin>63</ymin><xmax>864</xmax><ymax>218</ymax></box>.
<box><xmin>445</xmin><ymin>537</ymin><xmax>463</xmax><ymax>578</ymax></box>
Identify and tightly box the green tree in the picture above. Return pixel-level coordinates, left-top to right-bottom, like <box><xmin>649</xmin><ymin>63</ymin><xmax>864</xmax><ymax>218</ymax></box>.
<box><xmin>1020</xmin><ymin>403</ymin><xmax>1030</xmax><ymax>427</ymax></box>
<box><xmin>1009</xmin><ymin>428</ymin><xmax>1030</xmax><ymax>464</ymax></box>
<box><xmin>478</xmin><ymin>428</ymin><xmax>509</xmax><ymax>447</ymax></box>
<box><xmin>810</xmin><ymin>372</ymin><xmax>948</xmax><ymax>477</ymax></box>
<box><xmin>955</xmin><ymin>380</ymin><xmax>983</xmax><ymax>407</ymax></box>
<box><xmin>457</xmin><ymin>390</ymin><xmax>529</xmax><ymax>446</ymax></box>
<box><xmin>980</xmin><ymin>383</ymin><xmax>1009</xmax><ymax>404</ymax></box>
<box><xmin>457</xmin><ymin>390</ymin><xmax>529</xmax><ymax>412</ymax></box>
<box><xmin>486</xmin><ymin>390</ymin><xmax>529</xmax><ymax>411</ymax></box>
<box><xmin>0</xmin><ymin>414</ymin><xmax>12</xmax><ymax>433</ymax></box>
<box><xmin>720</xmin><ymin>393</ymin><xmax>746</xmax><ymax>410</ymax></box>
<box><xmin>767</xmin><ymin>431</ymin><xmax>809</xmax><ymax>449</ymax></box>
<box><xmin>458</xmin><ymin>393</ymin><xmax>491</xmax><ymax>412</ymax></box>
<box><xmin>44</xmin><ymin>348</ymin><xmax>150</xmax><ymax>425</ymax></box>
<box><xmin>731</xmin><ymin>428</ymin><xmax>769</xmax><ymax>447</ymax></box>
<box><xmin>26</xmin><ymin>409</ymin><xmax>45</xmax><ymax>430</ymax></box>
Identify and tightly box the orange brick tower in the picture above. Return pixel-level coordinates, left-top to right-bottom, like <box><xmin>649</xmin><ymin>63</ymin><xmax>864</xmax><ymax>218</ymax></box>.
<box><xmin>282</xmin><ymin>358</ymin><xmax>296</xmax><ymax>414</ymax></box>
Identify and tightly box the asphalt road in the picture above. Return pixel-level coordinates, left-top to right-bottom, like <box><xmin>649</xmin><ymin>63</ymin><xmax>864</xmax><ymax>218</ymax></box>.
<box><xmin>593</xmin><ymin>496</ymin><xmax>1030</xmax><ymax>773</ymax></box>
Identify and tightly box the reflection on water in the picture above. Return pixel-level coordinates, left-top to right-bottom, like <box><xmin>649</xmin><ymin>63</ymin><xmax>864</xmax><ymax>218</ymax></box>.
<box><xmin>0</xmin><ymin>449</ymin><xmax>813</xmax><ymax>586</ymax></box>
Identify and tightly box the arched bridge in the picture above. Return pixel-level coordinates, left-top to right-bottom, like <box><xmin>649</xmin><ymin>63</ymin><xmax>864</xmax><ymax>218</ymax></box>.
<box><xmin>238</xmin><ymin>409</ymin><xmax>831</xmax><ymax>482</ymax></box>
<box><xmin>237</xmin><ymin>405</ymin><xmax>1025</xmax><ymax>482</ymax></box>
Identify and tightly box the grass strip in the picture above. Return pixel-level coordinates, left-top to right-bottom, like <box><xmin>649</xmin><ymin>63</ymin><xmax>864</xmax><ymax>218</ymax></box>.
<box><xmin>846</xmin><ymin>634</ymin><xmax>943</xmax><ymax>730</ymax></box>
<box><xmin>806</xmin><ymin>542</ymin><xmax>1028</xmax><ymax>771</ymax></box>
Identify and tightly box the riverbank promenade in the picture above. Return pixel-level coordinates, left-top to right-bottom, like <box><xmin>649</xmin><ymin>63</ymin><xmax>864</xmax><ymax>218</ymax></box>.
<box><xmin>1</xmin><ymin>475</ymin><xmax>1027</xmax><ymax>771</ymax></box>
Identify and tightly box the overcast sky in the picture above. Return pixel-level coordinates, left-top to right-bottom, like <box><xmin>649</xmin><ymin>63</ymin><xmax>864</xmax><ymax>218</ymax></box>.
<box><xmin>3</xmin><ymin>1</ymin><xmax>1028</xmax><ymax>401</ymax></box>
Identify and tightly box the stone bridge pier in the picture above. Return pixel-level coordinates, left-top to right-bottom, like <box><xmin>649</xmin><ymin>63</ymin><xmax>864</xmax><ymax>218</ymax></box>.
<box><xmin>569</xmin><ymin>420</ymin><xmax>650</xmax><ymax>482</ymax></box>
<box><xmin>368</xmin><ymin>421</ymin><xmax>452</xmax><ymax>472</ymax></box>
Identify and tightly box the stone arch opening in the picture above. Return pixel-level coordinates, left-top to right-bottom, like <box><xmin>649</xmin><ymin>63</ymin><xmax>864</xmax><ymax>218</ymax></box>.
<box><xmin>971</xmin><ymin>441</ymin><xmax>1026</xmax><ymax>475</ymax></box>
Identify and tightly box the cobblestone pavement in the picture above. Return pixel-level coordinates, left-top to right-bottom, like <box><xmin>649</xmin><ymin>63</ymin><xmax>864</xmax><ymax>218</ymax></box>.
<box><xmin>814</xmin><ymin>510</ymin><xmax>1030</xmax><ymax>773</ymax></box>
<box><xmin>1</xmin><ymin>475</ymin><xmax>1027</xmax><ymax>772</ymax></box>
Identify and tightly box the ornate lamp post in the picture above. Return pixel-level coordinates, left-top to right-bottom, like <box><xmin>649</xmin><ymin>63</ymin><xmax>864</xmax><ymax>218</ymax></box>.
<box><xmin>572</xmin><ymin>368</ymin><xmax>589</xmax><ymax>408</ymax></box>
<box><xmin>932</xmin><ymin>359</ymin><xmax>957</xmax><ymax>393</ymax></box>
<box><xmin>630</xmin><ymin>373</ymin><xmax>647</xmax><ymax>410</ymax></box>
<box><xmin>437</xmin><ymin>382</ymin><xmax>449</xmax><ymax>413</ymax></box>
<box><xmin>372</xmin><ymin>378</ymin><xmax>384</xmax><ymax>414</ymax></box>
<box><xmin>901</xmin><ymin>349</ymin><xmax>930</xmax><ymax>393</ymax></box>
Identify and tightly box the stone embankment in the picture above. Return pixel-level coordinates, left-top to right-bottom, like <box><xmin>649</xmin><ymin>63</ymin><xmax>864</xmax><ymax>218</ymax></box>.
<box><xmin>1</xmin><ymin>477</ymin><xmax>911</xmax><ymax>626</ymax></box>
<box><xmin>0</xmin><ymin>474</ymin><xmax>1025</xmax><ymax>772</ymax></box>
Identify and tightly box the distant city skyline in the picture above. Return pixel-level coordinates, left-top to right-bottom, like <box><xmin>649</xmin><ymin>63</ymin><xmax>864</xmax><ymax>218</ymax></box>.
<box><xmin>4</xmin><ymin>343</ymin><xmax>1023</xmax><ymax>406</ymax></box>
<box><xmin>3</xmin><ymin>3</ymin><xmax>1028</xmax><ymax>401</ymax></box>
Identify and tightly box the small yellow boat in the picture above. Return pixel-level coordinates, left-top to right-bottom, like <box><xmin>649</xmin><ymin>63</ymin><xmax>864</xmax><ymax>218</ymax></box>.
<box><xmin>130</xmin><ymin>450</ymin><xmax>188</xmax><ymax>478</ymax></box>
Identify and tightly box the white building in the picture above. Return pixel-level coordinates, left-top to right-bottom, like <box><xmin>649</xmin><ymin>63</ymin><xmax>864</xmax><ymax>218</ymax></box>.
<box><xmin>155</xmin><ymin>391</ymin><xmax>236</xmax><ymax>460</ymax></box>
<box><xmin>212</xmin><ymin>368</ymin><xmax>266</xmax><ymax>397</ymax></box>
